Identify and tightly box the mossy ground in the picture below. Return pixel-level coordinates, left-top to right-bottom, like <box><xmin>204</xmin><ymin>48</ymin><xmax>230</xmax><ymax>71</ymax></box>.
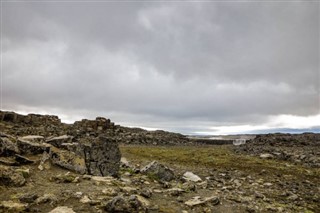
<box><xmin>120</xmin><ymin>145</ymin><xmax>319</xmax><ymax>179</ymax></box>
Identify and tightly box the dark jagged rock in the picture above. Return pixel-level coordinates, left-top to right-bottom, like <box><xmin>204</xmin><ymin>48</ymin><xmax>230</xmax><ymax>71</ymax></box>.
<box><xmin>17</xmin><ymin>138</ymin><xmax>50</xmax><ymax>155</ymax></box>
<box><xmin>15</xmin><ymin>154</ymin><xmax>35</xmax><ymax>165</ymax></box>
<box><xmin>48</xmin><ymin>136</ymin><xmax>121</xmax><ymax>176</ymax></box>
<box><xmin>83</xmin><ymin>136</ymin><xmax>121</xmax><ymax>177</ymax></box>
<box><xmin>0</xmin><ymin>135</ymin><xmax>19</xmax><ymax>156</ymax></box>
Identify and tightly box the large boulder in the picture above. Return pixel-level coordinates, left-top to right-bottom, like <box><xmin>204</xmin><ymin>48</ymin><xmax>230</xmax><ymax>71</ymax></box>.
<box><xmin>83</xmin><ymin>136</ymin><xmax>121</xmax><ymax>177</ymax></box>
<box><xmin>49</xmin><ymin>135</ymin><xmax>121</xmax><ymax>177</ymax></box>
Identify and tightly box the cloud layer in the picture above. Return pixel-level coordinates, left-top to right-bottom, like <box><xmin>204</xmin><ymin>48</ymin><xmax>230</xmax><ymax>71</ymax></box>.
<box><xmin>2</xmin><ymin>1</ymin><xmax>319</xmax><ymax>134</ymax></box>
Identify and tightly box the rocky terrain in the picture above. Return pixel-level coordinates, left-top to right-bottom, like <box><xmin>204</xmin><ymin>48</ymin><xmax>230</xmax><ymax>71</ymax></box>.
<box><xmin>0</xmin><ymin>110</ymin><xmax>319</xmax><ymax>212</ymax></box>
<box><xmin>0</xmin><ymin>111</ymin><xmax>189</xmax><ymax>146</ymax></box>
<box><xmin>235</xmin><ymin>133</ymin><xmax>320</xmax><ymax>168</ymax></box>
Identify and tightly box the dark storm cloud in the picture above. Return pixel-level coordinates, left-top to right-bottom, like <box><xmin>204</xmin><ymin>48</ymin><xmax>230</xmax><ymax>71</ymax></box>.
<box><xmin>1</xmin><ymin>1</ymin><xmax>319</xmax><ymax>133</ymax></box>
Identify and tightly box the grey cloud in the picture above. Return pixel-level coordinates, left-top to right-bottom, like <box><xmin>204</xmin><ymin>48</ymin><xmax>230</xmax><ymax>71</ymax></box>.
<box><xmin>2</xmin><ymin>1</ymin><xmax>319</xmax><ymax>133</ymax></box>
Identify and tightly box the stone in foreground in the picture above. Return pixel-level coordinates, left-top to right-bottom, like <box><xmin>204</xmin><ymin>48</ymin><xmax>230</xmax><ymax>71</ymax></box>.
<box><xmin>185</xmin><ymin>196</ymin><xmax>220</xmax><ymax>207</ymax></box>
<box><xmin>83</xmin><ymin>136</ymin><xmax>121</xmax><ymax>177</ymax></box>
<box><xmin>0</xmin><ymin>165</ymin><xmax>26</xmax><ymax>187</ymax></box>
<box><xmin>104</xmin><ymin>195</ymin><xmax>147</xmax><ymax>213</ymax></box>
<box><xmin>0</xmin><ymin>201</ymin><xmax>27</xmax><ymax>213</ymax></box>
<box><xmin>141</xmin><ymin>161</ymin><xmax>175</xmax><ymax>181</ymax></box>
<box><xmin>0</xmin><ymin>136</ymin><xmax>19</xmax><ymax>156</ymax></box>
<box><xmin>182</xmin><ymin>171</ymin><xmax>202</xmax><ymax>182</ymax></box>
<box><xmin>50</xmin><ymin>146</ymin><xmax>87</xmax><ymax>174</ymax></box>
<box><xmin>49</xmin><ymin>206</ymin><xmax>76</xmax><ymax>213</ymax></box>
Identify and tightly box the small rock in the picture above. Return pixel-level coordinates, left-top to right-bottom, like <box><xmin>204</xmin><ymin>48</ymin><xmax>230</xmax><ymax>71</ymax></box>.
<box><xmin>0</xmin><ymin>201</ymin><xmax>27</xmax><ymax>213</ymax></box>
<box><xmin>287</xmin><ymin>194</ymin><xmax>299</xmax><ymax>201</ymax></box>
<box><xmin>102</xmin><ymin>188</ymin><xmax>118</xmax><ymax>196</ymax></box>
<box><xmin>0</xmin><ymin>165</ymin><xmax>26</xmax><ymax>187</ymax></box>
<box><xmin>74</xmin><ymin>192</ymin><xmax>83</xmax><ymax>198</ymax></box>
<box><xmin>140</xmin><ymin>188</ymin><xmax>152</xmax><ymax>198</ymax></box>
<box><xmin>51</xmin><ymin>172</ymin><xmax>78</xmax><ymax>183</ymax></box>
<box><xmin>38</xmin><ymin>151</ymin><xmax>51</xmax><ymax>171</ymax></box>
<box><xmin>135</xmin><ymin>195</ymin><xmax>150</xmax><ymax>207</ymax></box>
<box><xmin>49</xmin><ymin>206</ymin><xmax>76</xmax><ymax>213</ymax></box>
<box><xmin>182</xmin><ymin>181</ymin><xmax>197</xmax><ymax>192</ymax></box>
<box><xmin>263</xmin><ymin>182</ymin><xmax>273</xmax><ymax>187</ymax></box>
<box><xmin>15</xmin><ymin>168</ymin><xmax>30</xmax><ymax>178</ymax></box>
<box><xmin>197</xmin><ymin>180</ymin><xmax>208</xmax><ymax>189</ymax></box>
<box><xmin>121</xmin><ymin>186</ymin><xmax>138</xmax><ymax>193</ymax></box>
<box><xmin>121</xmin><ymin>157</ymin><xmax>130</xmax><ymax>168</ymax></box>
<box><xmin>82</xmin><ymin>174</ymin><xmax>92</xmax><ymax>180</ymax></box>
<box><xmin>19</xmin><ymin>193</ymin><xmax>38</xmax><ymax>203</ymax></box>
<box><xmin>167</xmin><ymin>188</ymin><xmax>184</xmax><ymax>196</ymax></box>
<box><xmin>254</xmin><ymin>192</ymin><xmax>265</xmax><ymax>199</ymax></box>
<box><xmin>91</xmin><ymin>176</ymin><xmax>115</xmax><ymax>184</ymax></box>
<box><xmin>104</xmin><ymin>195</ymin><xmax>146</xmax><ymax>212</ymax></box>
<box><xmin>182</xmin><ymin>172</ymin><xmax>202</xmax><ymax>182</ymax></box>
<box><xmin>185</xmin><ymin>196</ymin><xmax>219</xmax><ymax>207</ymax></box>
<box><xmin>259</xmin><ymin>153</ymin><xmax>274</xmax><ymax>159</ymax></box>
<box><xmin>80</xmin><ymin>195</ymin><xmax>91</xmax><ymax>204</ymax></box>
<box><xmin>35</xmin><ymin>194</ymin><xmax>57</xmax><ymax>204</ymax></box>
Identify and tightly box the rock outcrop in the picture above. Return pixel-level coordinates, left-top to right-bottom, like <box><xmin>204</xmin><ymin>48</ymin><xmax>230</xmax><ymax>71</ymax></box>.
<box><xmin>235</xmin><ymin>133</ymin><xmax>320</xmax><ymax>167</ymax></box>
<box><xmin>0</xmin><ymin>132</ymin><xmax>121</xmax><ymax>177</ymax></box>
<box><xmin>0</xmin><ymin>110</ymin><xmax>190</xmax><ymax>146</ymax></box>
<box><xmin>0</xmin><ymin>110</ymin><xmax>61</xmax><ymax>126</ymax></box>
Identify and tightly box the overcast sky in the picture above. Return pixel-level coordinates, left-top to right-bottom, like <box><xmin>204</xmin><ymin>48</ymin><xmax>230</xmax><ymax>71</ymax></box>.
<box><xmin>1</xmin><ymin>1</ymin><xmax>319</xmax><ymax>135</ymax></box>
